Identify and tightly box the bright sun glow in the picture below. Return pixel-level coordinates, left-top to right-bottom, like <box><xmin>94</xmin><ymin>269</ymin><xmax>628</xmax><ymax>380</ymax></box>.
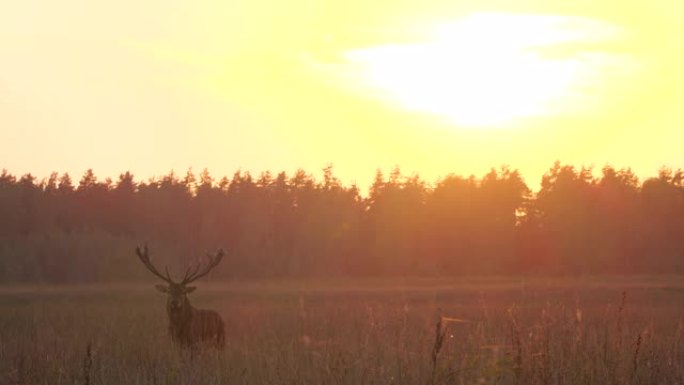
<box><xmin>344</xmin><ymin>13</ymin><xmax>627</xmax><ymax>129</ymax></box>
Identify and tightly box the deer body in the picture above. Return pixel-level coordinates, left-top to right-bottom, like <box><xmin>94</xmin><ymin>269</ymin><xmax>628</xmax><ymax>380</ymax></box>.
<box><xmin>137</xmin><ymin>246</ymin><xmax>226</xmax><ymax>350</ymax></box>
<box><xmin>161</xmin><ymin>286</ymin><xmax>226</xmax><ymax>349</ymax></box>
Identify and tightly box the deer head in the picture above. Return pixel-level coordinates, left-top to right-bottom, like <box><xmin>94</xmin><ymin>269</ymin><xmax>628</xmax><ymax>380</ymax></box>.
<box><xmin>135</xmin><ymin>245</ymin><xmax>224</xmax><ymax>313</ymax></box>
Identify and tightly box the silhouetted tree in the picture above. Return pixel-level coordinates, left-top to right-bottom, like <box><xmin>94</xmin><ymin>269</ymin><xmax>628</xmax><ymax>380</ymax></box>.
<box><xmin>640</xmin><ymin>168</ymin><xmax>684</xmax><ymax>272</ymax></box>
<box><xmin>528</xmin><ymin>163</ymin><xmax>592</xmax><ymax>273</ymax></box>
<box><xmin>365</xmin><ymin>168</ymin><xmax>426</xmax><ymax>275</ymax></box>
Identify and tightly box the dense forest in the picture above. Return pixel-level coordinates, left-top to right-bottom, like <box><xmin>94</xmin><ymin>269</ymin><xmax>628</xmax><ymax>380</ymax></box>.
<box><xmin>1</xmin><ymin>163</ymin><xmax>683</xmax><ymax>283</ymax></box>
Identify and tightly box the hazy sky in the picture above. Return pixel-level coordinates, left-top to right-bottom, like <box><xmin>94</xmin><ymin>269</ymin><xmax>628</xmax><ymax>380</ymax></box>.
<box><xmin>2</xmin><ymin>0</ymin><xmax>683</xmax><ymax>188</ymax></box>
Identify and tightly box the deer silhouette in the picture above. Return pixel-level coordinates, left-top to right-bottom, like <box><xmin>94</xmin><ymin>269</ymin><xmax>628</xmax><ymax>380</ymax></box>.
<box><xmin>136</xmin><ymin>245</ymin><xmax>225</xmax><ymax>349</ymax></box>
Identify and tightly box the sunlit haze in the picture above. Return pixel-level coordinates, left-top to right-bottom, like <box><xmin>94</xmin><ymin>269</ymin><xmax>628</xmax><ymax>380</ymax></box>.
<box><xmin>2</xmin><ymin>0</ymin><xmax>683</xmax><ymax>188</ymax></box>
<box><xmin>344</xmin><ymin>13</ymin><xmax>631</xmax><ymax>127</ymax></box>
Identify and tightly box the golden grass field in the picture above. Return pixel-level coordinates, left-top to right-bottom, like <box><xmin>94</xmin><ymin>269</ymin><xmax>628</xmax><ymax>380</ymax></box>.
<box><xmin>1</xmin><ymin>276</ymin><xmax>683</xmax><ymax>384</ymax></box>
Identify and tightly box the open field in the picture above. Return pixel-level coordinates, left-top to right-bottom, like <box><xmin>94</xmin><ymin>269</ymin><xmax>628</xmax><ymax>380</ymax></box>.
<box><xmin>1</xmin><ymin>277</ymin><xmax>683</xmax><ymax>384</ymax></box>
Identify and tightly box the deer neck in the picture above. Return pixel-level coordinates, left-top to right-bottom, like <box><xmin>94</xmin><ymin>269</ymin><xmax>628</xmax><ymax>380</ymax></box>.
<box><xmin>167</xmin><ymin>297</ymin><xmax>194</xmax><ymax>328</ymax></box>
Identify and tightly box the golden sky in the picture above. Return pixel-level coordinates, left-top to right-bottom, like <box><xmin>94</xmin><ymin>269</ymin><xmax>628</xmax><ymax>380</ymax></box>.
<box><xmin>2</xmin><ymin>0</ymin><xmax>683</xmax><ymax>188</ymax></box>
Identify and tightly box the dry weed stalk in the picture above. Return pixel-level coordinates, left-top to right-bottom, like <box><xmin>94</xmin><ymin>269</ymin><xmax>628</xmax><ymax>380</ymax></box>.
<box><xmin>82</xmin><ymin>343</ymin><xmax>93</xmax><ymax>385</ymax></box>
<box><xmin>610</xmin><ymin>291</ymin><xmax>628</xmax><ymax>385</ymax></box>
<box><xmin>538</xmin><ymin>306</ymin><xmax>551</xmax><ymax>385</ymax></box>
<box><xmin>630</xmin><ymin>332</ymin><xmax>643</xmax><ymax>383</ymax></box>
<box><xmin>428</xmin><ymin>309</ymin><xmax>470</xmax><ymax>385</ymax></box>
<box><xmin>573</xmin><ymin>295</ymin><xmax>583</xmax><ymax>353</ymax></box>
<box><xmin>429</xmin><ymin>313</ymin><xmax>447</xmax><ymax>384</ymax></box>
<box><xmin>15</xmin><ymin>355</ymin><xmax>26</xmax><ymax>385</ymax></box>
<box><xmin>616</xmin><ymin>291</ymin><xmax>627</xmax><ymax>352</ymax></box>
<box><xmin>508</xmin><ymin>306</ymin><xmax>523</xmax><ymax>384</ymax></box>
<box><xmin>675</xmin><ymin>317</ymin><xmax>684</xmax><ymax>361</ymax></box>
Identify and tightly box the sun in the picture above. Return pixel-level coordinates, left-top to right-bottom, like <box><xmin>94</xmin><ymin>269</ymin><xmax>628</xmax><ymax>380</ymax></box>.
<box><xmin>342</xmin><ymin>13</ymin><xmax>626</xmax><ymax>129</ymax></box>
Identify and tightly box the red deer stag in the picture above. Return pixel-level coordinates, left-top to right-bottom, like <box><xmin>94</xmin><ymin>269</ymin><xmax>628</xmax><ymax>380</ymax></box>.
<box><xmin>136</xmin><ymin>245</ymin><xmax>225</xmax><ymax>349</ymax></box>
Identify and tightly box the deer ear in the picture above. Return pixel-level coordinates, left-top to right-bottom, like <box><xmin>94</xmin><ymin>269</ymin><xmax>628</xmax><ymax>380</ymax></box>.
<box><xmin>155</xmin><ymin>284</ymin><xmax>169</xmax><ymax>293</ymax></box>
<box><xmin>184</xmin><ymin>286</ymin><xmax>196</xmax><ymax>293</ymax></box>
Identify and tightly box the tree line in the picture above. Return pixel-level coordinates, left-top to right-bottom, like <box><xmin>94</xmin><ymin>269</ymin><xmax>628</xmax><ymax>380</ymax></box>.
<box><xmin>0</xmin><ymin>163</ymin><xmax>683</xmax><ymax>283</ymax></box>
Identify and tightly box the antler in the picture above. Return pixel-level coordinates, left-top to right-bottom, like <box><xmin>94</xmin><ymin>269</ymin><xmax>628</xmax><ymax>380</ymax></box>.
<box><xmin>180</xmin><ymin>249</ymin><xmax>225</xmax><ymax>285</ymax></box>
<box><xmin>135</xmin><ymin>245</ymin><xmax>174</xmax><ymax>284</ymax></box>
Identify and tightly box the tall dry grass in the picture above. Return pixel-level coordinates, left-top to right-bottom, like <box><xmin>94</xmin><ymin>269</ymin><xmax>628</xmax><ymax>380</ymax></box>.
<box><xmin>0</xmin><ymin>277</ymin><xmax>683</xmax><ymax>384</ymax></box>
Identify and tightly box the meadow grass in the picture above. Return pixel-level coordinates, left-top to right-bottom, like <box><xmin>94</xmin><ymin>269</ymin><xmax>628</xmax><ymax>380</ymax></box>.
<box><xmin>1</xmin><ymin>276</ymin><xmax>683</xmax><ymax>384</ymax></box>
